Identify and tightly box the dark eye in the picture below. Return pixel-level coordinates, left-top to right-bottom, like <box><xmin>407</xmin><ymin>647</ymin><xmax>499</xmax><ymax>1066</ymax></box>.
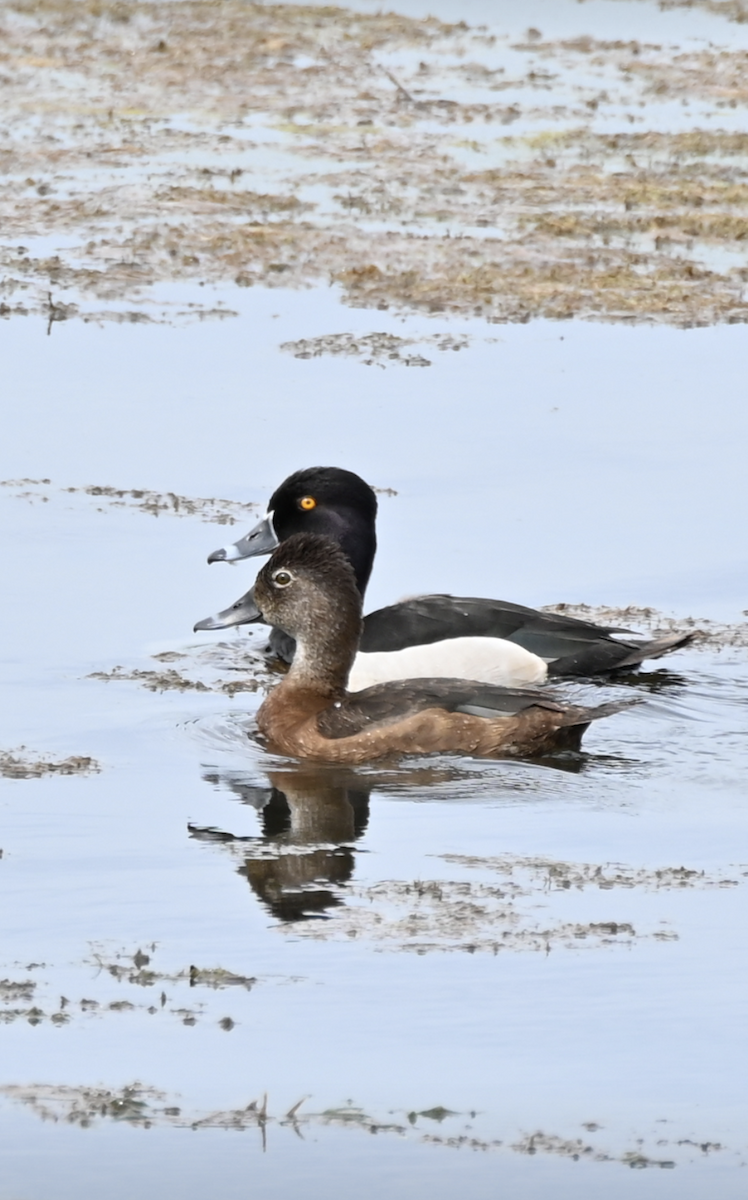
<box><xmin>273</xmin><ymin>570</ymin><xmax>292</xmax><ymax>587</ymax></box>
<box><xmin>299</xmin><ymin>496</ymin><xmax>316</xmax><ymax>511</ymax></box>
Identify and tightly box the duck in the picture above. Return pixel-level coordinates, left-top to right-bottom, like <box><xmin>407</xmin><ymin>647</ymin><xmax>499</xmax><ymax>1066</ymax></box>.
<box><xmin>239</xmin><ymin>533</ymin><xmax>629</xmax><ymax>763</ymax></box>
<box><xmin>197</xmin><ymin>466</ymin><xmax>693</xmax><ymax>686</ymax></box>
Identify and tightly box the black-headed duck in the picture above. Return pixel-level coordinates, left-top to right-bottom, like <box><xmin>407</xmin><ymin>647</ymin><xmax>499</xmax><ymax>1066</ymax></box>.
<box><xmin>243</xmin><ymin>533</ymin><xmax>628</xmax><ymax>764</ymax></box>
<box><xmin>198</xmin><ymin>466</ymin><xmax>693</xmax><ymax>685</ymax></box>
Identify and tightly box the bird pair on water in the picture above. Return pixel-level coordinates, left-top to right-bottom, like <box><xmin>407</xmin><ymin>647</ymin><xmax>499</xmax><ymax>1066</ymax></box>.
<box><xmin>194</xmin><ymin>467</ymin><xmax>692</xmax><ymax>763</ymax></box>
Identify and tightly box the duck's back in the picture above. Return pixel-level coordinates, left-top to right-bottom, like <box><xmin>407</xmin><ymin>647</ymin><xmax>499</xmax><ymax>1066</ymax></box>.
<box><xmin>359</xmin><ymin>593</ymin><xmax>630</xmax><ymax>657</ymax></box>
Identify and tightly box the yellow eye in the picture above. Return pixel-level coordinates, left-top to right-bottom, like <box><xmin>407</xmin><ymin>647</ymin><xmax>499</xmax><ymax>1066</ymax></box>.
<box><xmin>299</xmin><ymin>496</ymin><xmax>316</xmax><ymax>511</ymax></box>
<box><xmin>274</xmin><ymin>570</ymin><xmax>292</xmax><ymax>587</ymax></box>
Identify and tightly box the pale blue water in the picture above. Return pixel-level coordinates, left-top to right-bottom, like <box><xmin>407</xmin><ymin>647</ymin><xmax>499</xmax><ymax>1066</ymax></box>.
<box><xmin>1</xmin><ymin>279</ymin><xmax>746</xmax><ymax>1198</ymax></box>
<box><xmin>1</xmin><ymin>0</ymin><xmax>747</xmax><ymax>1193</ymax></box>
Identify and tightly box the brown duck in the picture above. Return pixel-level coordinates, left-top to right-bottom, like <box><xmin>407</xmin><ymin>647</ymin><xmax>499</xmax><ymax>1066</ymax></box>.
<box><xmin>250</xmin><ymin>534</ymin><xmax>630</xmax><ymax>764</ymax></box>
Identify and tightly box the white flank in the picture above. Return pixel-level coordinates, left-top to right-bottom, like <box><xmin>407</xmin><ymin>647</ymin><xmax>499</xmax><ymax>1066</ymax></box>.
<box><xmin>348</xmin><ymin>637</ymin><xmax>548</xmax><ymax>691</ymax></box>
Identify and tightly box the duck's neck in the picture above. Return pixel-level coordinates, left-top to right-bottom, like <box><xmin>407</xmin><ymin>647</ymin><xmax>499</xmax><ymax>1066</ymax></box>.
<box><xmin>334</xmin><ymin>509</ymin><xmax>376</xmax><ymax>600</ymax></box>
<box><xmin>285</xmin><ymin>633</ymin><xmax>356</xmax><ymax>701</ymax></box>
<box><xmin>281</xmin><ymin>600</ymin><xmax>362</xmax><ymax>702</ymax></box>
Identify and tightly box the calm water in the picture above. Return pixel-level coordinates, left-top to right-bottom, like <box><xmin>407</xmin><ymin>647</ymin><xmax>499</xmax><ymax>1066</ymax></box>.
<box><xmin>1</xmin><ymin>281</ymin><xmax>746</xmax><ymax>1198</ymax></box>
<box><xmin>2</xmin><ymin>0</ymin><xmax>748</xmax><ymax>1195</ymax></box>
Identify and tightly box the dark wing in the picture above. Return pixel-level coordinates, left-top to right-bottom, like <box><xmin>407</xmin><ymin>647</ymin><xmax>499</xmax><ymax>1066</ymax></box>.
<box><xmin>316</xmin><ymin>679</ymin><xmax>566</xmax><ymax>740</ymax></box>
<box><xmin>547</xmin><ymin>631</ymin><xmax>695</xmax><ymax>676</ymax></box>
<box><xmin>360</xmin><ymin>594</ymin><xmax>633</xmax><ymax>655</ymax></box>
<box><xmin>359</xmin><ymin>594</ymin><xmax>693</xmax><ymax>675</ymax></box>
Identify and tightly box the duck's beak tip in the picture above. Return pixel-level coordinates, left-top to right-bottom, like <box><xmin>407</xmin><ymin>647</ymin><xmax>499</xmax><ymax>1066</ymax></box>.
<box><xmin>192</xmin><ymin>587</ymin><xmax>262</xmax><ymax>633</ymax></box>
<box><xmin>194</xmin><ymin>615</ymin><xmax>220</xmax><ymax>632</ymax></box>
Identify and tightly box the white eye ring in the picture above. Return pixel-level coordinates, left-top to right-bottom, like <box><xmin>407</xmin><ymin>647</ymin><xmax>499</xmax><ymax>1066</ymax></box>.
<box><xmin>273</xmin><ymin>569</ymin><xmax>293</xmax><ymax>587</ymax></box>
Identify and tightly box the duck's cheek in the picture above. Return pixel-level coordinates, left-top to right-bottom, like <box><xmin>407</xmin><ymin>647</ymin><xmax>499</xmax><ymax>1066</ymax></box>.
<box><xmin>299</xmin><ymin>506</ymin><xmax>347</xmax><ymax>539</ymax></box>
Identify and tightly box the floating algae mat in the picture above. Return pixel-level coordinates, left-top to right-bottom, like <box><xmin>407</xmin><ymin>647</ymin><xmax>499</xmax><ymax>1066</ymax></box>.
<box><xmin>4</xmin><ymin>0</ymin><xmax>748</xmax><ymax>327</ymax></box>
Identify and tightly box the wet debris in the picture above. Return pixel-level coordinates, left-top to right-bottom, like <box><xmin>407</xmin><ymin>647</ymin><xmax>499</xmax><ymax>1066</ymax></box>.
<box><xmin>188</xmin><ymin>965</ymin><xmax>256</xmax><ymax>991</ymax></box>
<box><xmin>278</xmin><ymin>852</ymin><xmax>744</xmax><ymax>952</ymax></box>
<box><xmin>87</xmin><ymin>662</ymin><xmax>263</xmax><ymax>696</ymax></box>
<box><xmin>687</xmin><ymin>0</ymin><xmax>748</xmax><ymax>22</ymax></box>
<box><xmin>0</xmin><ymin>1083</ymin><xmax>307</xmax><ymax>1134</ymax></box>
<box><xmin>108</xmin><ymin>999</ymin><xmax>136</xmax><ymax>1013</ymax></box>
<box><xmin>439</xmin><ymin>854</ymin><xmax>746</xmax><ymax>892</ymax></box>
<box><xmin>0</xmin><ymin>1084</ymin><xmax>166</xmax><ymax>1128</ymax></box>
<box><xmin>0</xmin><ymin>749</ymin><xmax>99</xmax><ymax>779</ymax></box>
<box><xmin>0</xmin><ymin>1001</ymin><xmax>69</xmax><ymax>1027</ymax></box>
<box><xmin>280</xmin><ymin>330</ymin><xmax>469</xmax><ymax>367</ymax></box>
<box><xmin>0</xmin><ymin>946</ymin><xmax>274</xmax><ymax>1028</ymax></box>
<box><xmin>511</xmin><ymin>1130</ymin><xmax>675</xmax><ymax>1168</ymax></box>
<box><xmin>89</xmin><ymin>948</ymin><xmax>257</xmax><ymax>992</ymax></box>
<box><xmin>87</xmin><ymin>667</ymin><xmax>213</xmax><ymax>693</ymax></box>
<box><xmin>0</xmin><ymin>1082</ymin><xmax>736</xmax><ymax>1168</ymax></box>
<box><xmin>676</xmin><ymin>1137</ymin><xmax>724</xmax><ymax>1153</ymax></box>
<box><xmin>65</xmin><ymin>484</ymin><xmax>256</xmax><ymax>524</ymax></box>
<box><xmin>408</xmin><ymin>1106</ymin><xmax>458</xmax><ymax>1123</ymax></box>
<box><xmin>3</xmin><ymin>2</ymin><xmax>748</xmax><ymax>326</ymax></box>
<box><xmin>543</xmin><ymin>602</ymin><xmax>748</xmax><ymax>650</ymax></box>
<box><xmin>280</xmin><ymin>877</ymin><xmax>647</xmax><ymax>954</ymax></box>
<box><xmin>0</xmin><ymin>979</ymin><xmax>36</xmax><ymax>1004</ymax></box>
<box><xmin>0</xmin><ymin>994</ymin><xmax>205</xmax><ymax>1028</ymax></box>
<box><xmin>0</xmin><ymin>478</ymin><xmax>257</xmax><ymax>525</ymax></box>
<box><xmin>88</xmin><ymin>633</ymin><xmax>271</xmax><ymax>697</ymax></box>
<box><xmin>318</xmin><ymin>1106</ymin><xmax>406</xmax><ymax>1135</ymax></box>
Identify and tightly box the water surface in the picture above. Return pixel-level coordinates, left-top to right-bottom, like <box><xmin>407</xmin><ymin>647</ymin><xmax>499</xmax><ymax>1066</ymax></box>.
<box><xmin>1</xmin><ymin>0</ymin><xmax>747</xmax><ymax>1196</ymax></box>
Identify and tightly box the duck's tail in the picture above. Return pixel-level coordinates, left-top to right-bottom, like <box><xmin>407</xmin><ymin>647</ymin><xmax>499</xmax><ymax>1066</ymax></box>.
<box><xmin>548</xmin><ymin>631</ymin><xmax>695</xmax><ymax>678</ymax></box>
<box><xmin>495</xmin><ymin>697</ymin><xmax>636</xmax><ymax>758</ymax></box>
<box><xmin>546</xmin><ymin>698</ymin><xmax>637</xmax><ymax>753</ymax></box>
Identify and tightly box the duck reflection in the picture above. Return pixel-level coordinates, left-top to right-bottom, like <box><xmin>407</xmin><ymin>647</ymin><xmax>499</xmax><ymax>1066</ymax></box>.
<box><xmin>586</xmin><ymin>664</ymin><xmax>692</xmax><ymax>695</ymax></box>
<box><xmin>192</xmin><ymin>767</ymin><xmax>371</xmax><ymax>922</ymax></box>
<box><xmin>190</xmin><ymin>746</ymin><xmax>620</xmax><ymax>923</ymax></box>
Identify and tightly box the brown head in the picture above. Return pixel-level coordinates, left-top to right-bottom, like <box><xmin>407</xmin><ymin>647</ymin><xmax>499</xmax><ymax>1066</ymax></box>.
<box><xmin>254</xmin><ymin>533</ymin><xmax>364</xmax><ymax>696</ymax></box>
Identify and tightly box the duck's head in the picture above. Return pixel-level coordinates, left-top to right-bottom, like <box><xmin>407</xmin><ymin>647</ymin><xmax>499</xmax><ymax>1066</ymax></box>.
<box><xmin>253</xmin><ymin>533</ymin><xmax>363</xmax><ymax>692</ymax></box>
<box><xmin>208</xmin><ymin>467</ymin><xmax>377</xmax><ymax>599</ymax></box>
